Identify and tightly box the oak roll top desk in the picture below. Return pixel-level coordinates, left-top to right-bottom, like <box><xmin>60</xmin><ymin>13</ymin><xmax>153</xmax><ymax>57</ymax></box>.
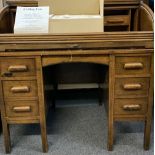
<box><xmin>0</xmin><ymin>0</ymin><xmax>154</xmax><ymax>153</ymax></box>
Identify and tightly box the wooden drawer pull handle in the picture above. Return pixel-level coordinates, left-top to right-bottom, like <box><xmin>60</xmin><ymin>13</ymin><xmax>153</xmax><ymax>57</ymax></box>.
<box><xmin>13</xmin><ymin>106</ymin><xmax>31</xmax><ymax>112</ymax></box>
<box><xmin>123</xmin><ymin>84</ymin><xmax>142</xmax><ymax>90</ymax></box>
<box><xmin>8</xmin><ymin>65</ymin><xmax>28</xmax><ymax>72</ymax></box>
<box><xmin>11</xmin><ymin>86</ymin><xmax>30</xmax><ymax>93</ymax></box>
<box><xmin>124</xmin><ymin>63</ymin><xmax>143</xmax><ymax>69</ymax></box>
<box><xmin>107</xmin><ymin>20</ymin><xmax>124</xmax><ymax>24</ymax></box>
<box><xmin>123</xmin><ymin>105</ymin><xmax>141</xmax><ymax>111</ymax></box>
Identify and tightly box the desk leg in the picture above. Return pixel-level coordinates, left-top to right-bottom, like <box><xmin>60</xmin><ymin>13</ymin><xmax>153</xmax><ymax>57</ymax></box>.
<box><xmin>144</xmin><ymin>56</ymin><xmax>153</xmax><ymax>150</ymax></box>
<box><xmin>52</xmin><ymin>83</ymin><xmax>58</xmax><ymax>111</ymax></box>
<box><xmin>98</xmin><ymin>83</ymin><xmax>103</xmax><ymax>106</ymax></box>
<box><xmin>36</xmin><ymin>57</ymin><xmax>48</xmax><ymax>153</ymax></box>
<box><xmin>144</xmin><ymin>118</ymin><xmax>152</xmax><ymax>150</ymax></box>
<box><xmin>2</xmin><ymin>119</ymin><xmax>11</xmax><ymax>153</ymax></box>
<box><xmin>40</xmin><ymin>121</ymin><xmax>48</xmax><ymax>153</ymax></box>
<box><xmin>108</xmin><ymin>56</ymin><xmax>115</xmax><ymax>151</ymax></box>
<box><xmin>144</xmin><ymin>88</ymin><xmax>153</xmax><ymax>149</ymax></box>
<box><xmin>0</xmin><ymin>81</ymin><xmax>11</xmax><ymax>153</ymax></box>
<box><xmin>108</xmin><ymin>120</ymin><xmax>114</xmax><ymax>151</ymax></box>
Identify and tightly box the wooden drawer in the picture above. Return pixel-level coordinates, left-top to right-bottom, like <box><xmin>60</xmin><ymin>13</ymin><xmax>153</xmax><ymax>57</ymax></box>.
<box><xmin>0</xmin><ymin>58</ymin><xmax>36</xmax><ymax>77</ymax></box>
<box><xmin>3</xmin><ymin>80</ymin><xmax>38</xmax><ymax>98</ymax></box>
<box><xmin>115</xmin><ymin>56</ymin><xmax>151</xmax><ymax>75</ymax></box>
<box><xmin>115</xmin><ymin>78</ymin><xmax>149</xmax><ymax>97</ymax></box>
<box><xmin>114</xmin><ymin>98</ymin><xmax>148</xmax><ymax>115</ymax></box>
<box><xmin>5</xmin><ymin>100</ymin><xmax>39</xmax><ymax>117</ymax></box>
<box><xmin>104</xmin><ymin>15</ymin><xmax>130</xmax><ymax>26</ymax></box>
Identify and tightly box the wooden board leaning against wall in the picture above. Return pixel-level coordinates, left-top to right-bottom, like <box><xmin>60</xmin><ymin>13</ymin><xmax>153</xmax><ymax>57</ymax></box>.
<box><xmin>0</xmin><ymin>0</ymin><xmax>3</xmax><ymax>8</ymax></box>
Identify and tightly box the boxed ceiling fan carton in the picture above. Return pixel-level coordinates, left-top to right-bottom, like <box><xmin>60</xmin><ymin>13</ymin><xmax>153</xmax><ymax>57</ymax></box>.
<box><xmin>38</xmin><ymin>0</ymin><xmax>104</xmax><ymax>33</ymax></box>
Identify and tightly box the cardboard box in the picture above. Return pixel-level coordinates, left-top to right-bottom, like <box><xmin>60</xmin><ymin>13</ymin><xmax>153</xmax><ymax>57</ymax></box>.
<box><xmin>38</xmin><ymin>0</ymin><xmax>104</xmax><ymax>33</ymax></box>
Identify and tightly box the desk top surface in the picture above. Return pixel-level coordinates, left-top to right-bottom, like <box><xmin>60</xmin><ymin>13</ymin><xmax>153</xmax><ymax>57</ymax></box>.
<box><xmin>0</xmin><ymin>32</ymin><xmax>153</xmax><ymax>53</ymax></box>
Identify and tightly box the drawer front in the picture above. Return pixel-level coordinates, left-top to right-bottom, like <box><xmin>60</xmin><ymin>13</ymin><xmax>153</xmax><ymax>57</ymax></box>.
<box><xmin>104</xmin><ymin>15</ymin><xmax>129</xmax><ymax>26</ymax></box>
<box><xmin>0</xmin><ymin>58</ymin><xmax>36</xmax><ymax>77</ymax></box>
<box><xmin>115</xmin><ymin>56</ymin><xmax>151</xmax><ymax>75</ymax></box>
<box><xmin>3</xmin><ymin>80</ymin><xmax>38</xmax><ymax>98</ymax></box>
<box><xmin>114</xmin><ymin>98</ymin><xmax>147</xmax><ymax>115</ymax></box>
<box><xmin>5</xmin><ymin>100</ymin><xmax>39</xmax><ymax>117</ymax></box>
<box><xmin>115</xmin><ymin>78</ymin><xmax>149</xmax><ymax>97</ymax></box>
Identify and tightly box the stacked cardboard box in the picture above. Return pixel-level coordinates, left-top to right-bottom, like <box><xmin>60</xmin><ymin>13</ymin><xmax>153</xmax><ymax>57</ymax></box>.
<box><xmin>39</xmin><ymin>0</ymin><xmax>104</xmax><ymax>33</ymax></box>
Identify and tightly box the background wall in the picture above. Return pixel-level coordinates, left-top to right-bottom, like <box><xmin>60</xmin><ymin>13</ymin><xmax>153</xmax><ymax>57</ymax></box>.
<box><xmin>0</xmin><ymin>0</ymin><xmax>3</xmax><ymax>8</ymax></box>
